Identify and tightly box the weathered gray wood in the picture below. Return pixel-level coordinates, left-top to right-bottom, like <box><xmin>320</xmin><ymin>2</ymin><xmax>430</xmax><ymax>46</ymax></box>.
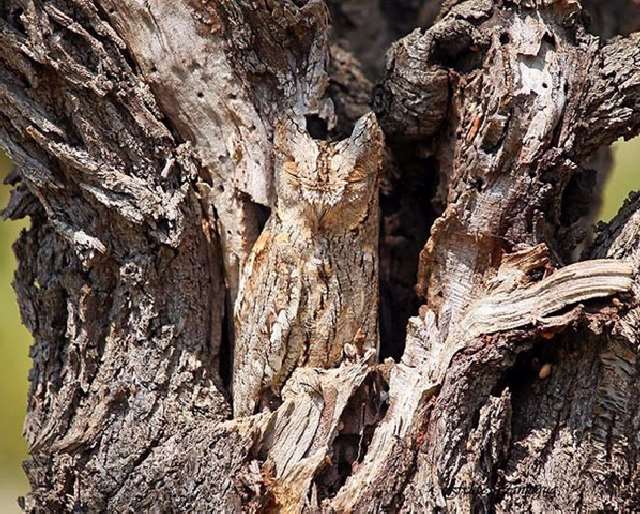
<box><xmin>1</xmin><ymin>0</ymin><xmax>640</xmax><ymax>512</ymax></box>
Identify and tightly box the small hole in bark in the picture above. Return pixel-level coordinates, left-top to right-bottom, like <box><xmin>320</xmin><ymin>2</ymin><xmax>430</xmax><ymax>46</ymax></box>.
<box><xmin>542</xmin><ymin>32</ymin><xmax>556</xmax><ymax>48</ymax></box>
<box><xmin>497</xmin><ymin>339</ymin><xmax>558</xmax><ymax>397</ymax></box>
<box><xmin>305</xmin><ymin>114</ymin><xmax>329</xmax><ymax>140</ymax></box>
<box><xmin>542</xmin><ymin>82</ymin><xmax>548</xmax><ymax>89</ymax></box>
<box><xmin>257</xmin><ymin>389</ymin><xmax>283</xmax><ymax>414</ymax></box>
<box><xmin>157</xmin><ymin>218</ymin><xmax>171</xmax><ymax>236</ymax></box>
<box><xmin>499</xmin><ymin>32</ymin><xmax>510</xmax><ymax>45</ymax></box>
<box><xmin>472</xmin><ymin>177</ymin><xmax>484</xmax><ymax>191</ymax></box>
<box><xmin>197</xmin><ymin>91</ymin><xmax>204</xmax><ymax>98</ymax></box>
<box><xmin>527</xmin><ymin>266</ymin><xmax>545</xmax><ymax>282</ymax></box>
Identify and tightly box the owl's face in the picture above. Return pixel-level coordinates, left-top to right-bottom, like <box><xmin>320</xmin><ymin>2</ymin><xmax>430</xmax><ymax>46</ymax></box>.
<box><xmin>274</xmin><ymin>113</ymin><xmax>383</xmax><ymax>232</ymax></box>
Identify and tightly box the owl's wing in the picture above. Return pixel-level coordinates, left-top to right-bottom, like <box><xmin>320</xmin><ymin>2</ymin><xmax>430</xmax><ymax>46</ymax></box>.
<box><xmin>232</xmin><ymin>226</ymin><xmax>305</xmax><ymax>417</ymax></box>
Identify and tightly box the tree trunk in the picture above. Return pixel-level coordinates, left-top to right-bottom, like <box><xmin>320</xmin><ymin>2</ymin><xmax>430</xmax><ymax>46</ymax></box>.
<box><xmin>2</xmin><ymin>0</ymin><xmax>640</xmax><ymax>511</ymax></box>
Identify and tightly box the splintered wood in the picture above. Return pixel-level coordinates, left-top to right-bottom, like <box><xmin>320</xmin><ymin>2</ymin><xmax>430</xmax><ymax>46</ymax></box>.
<box><xmin>464</xmin><ymin>259</ymin><xmax>634</xmax><ymax>338</ymax></box>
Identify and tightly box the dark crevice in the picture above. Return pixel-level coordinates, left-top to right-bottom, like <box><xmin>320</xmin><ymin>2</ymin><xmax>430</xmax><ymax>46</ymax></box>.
<box><xmin>560</xmin><ymin>169</ymin><xmax>599</xmax><ymax>226</ymax></box>
<box><xmin>494</xmin><ymin>338</ymin><xmax>558</xmax><ymax>400</ymax></box>
<box><xmin>555</xmin><ymin>166</ymin><xmax>603</xmax><ymax>261</ymax></box>
<box><xmin>314</xmin><ymin>372</ymin><xmax>389</xmax><ymax>501</ymax></box>
<box><xmin>0</xmin><ymin>6</ymin><xmax>27</xmax><ymax>34</ymax></box>
<box><xmin>379</xmin><ymin>147</ymin><xmax>439</xmax><ymax>361</ymax></box>
<box><xmin>379</xmin><ymin>0</ymin><xmax>431</xmax><ymax>35</ymax></box>
<box><xmin>253</xmin><ymin>203</ymin><xmax>271</xmax><ymax>234</ymax></box>
<box><xmin>582</xmin><ymin>0</ymin><xmax>640</xmax><ymax>39</ymax></box>
<box><xmin>370</xmin><ymin>84</ymin><xmax>390</xmax><ymax>120</ymax></box>
<box><xmin>326</xmin><ymin>0</ymin><xmax>434</xmax><ymax>81</ymax></box>
<box><xmin>220</xmin><ymin>198</ymin><xmax>269</xmax><ymax>401</ymax></box>
<box><xmin>431</xmin><ymin>35</ymin><xmax>484</xmax><ymax>74</ymax></box>
<box><xmin>219</xmin><ymin>289</ymin><xmax>234</xmax><ymax>394</ymax></box>
<box><xmin>237</xmin><ymin>193</ymin><xmax>272</xmax><ymax>239</ymax></box>
<box><xmin>305</xmin><ymin>114</ymin><xmax>329</xmax><ymax>141</ymax></box>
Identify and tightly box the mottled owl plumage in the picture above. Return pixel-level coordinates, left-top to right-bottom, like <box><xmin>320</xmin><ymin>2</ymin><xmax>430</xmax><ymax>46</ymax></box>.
<box><xmin>232</xmin><ymin>113</ymin><xmax>384</xmax><ymax>417</ymax></box>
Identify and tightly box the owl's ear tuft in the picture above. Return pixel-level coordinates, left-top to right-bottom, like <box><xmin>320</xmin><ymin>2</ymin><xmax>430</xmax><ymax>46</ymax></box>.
<box><xmin>273</xmin><ymin>116</ymin><xmax>318</xmax><ymax>163</ymax></box>
<box><xmin>350</xmin><ymin>113</ymin><xmax>384</xmax><ymax>148</ymax></box>
<box><xmin>340</xmin><ymin>113</ymin><xmax>385</xmax><ymax>178</ymax></box>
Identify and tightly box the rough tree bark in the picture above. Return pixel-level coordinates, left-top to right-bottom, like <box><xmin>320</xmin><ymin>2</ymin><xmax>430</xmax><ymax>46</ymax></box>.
<box><xmin>2</xmin><ymin>0</ymin><xmax>640</xmax><ymax>512</ymax></box>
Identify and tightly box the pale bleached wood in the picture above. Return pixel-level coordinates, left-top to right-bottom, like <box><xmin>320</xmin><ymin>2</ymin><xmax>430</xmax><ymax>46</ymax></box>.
<box><xmin>464</xmin><ymin>259</ymin><xmax>633</xmax><ymax>338</ymax></box>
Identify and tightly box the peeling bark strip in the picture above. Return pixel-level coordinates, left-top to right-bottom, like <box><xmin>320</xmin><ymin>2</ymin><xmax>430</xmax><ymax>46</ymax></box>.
<box><xmin>464</xmin><ymin>259</ymin><xmax>634</xmax><ymax>338</ymax></box>
<box><xmin>2</xmin><ymin>0</ymin><xmax>640</xmax><ymax>512</ymax></box>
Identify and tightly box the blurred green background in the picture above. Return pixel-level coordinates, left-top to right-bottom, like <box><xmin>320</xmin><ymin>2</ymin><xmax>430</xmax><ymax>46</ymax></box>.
<box><xmin>601</xmin><ymin>141</ymin><xmax>640</xmax><ymax>222</ymax></box>
<box><xmin>0</xmin><ymin>150</ymin><xmax>30</xmax><ymax>513</ymax></box>
<box><xmin>0</xmin><ymin>140</ymin><xmax>638</xmax><ymax>511</ymax></box>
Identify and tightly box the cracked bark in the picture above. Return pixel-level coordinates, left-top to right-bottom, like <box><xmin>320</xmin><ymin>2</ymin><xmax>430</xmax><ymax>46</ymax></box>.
<box><xmin>2</xmin><ymin>0</ymin><xmax>640</xmax><ymax>512</ymax></box>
